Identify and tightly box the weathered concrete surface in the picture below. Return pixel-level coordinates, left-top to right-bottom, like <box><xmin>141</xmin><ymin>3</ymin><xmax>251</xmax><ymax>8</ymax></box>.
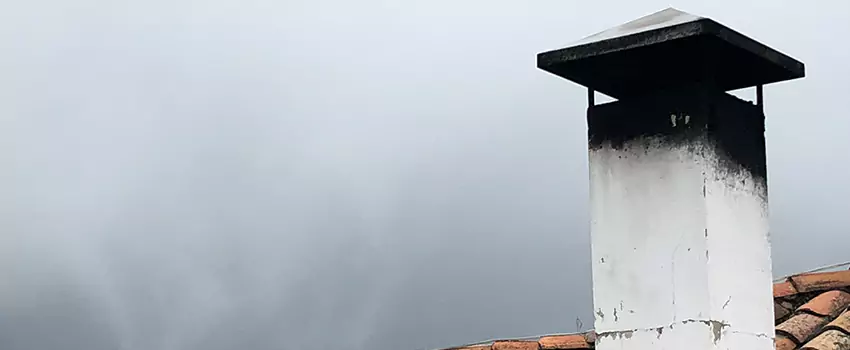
<box><xmin>588</xmin><ymin>91</ymin><xmax>774</xmax><ymax>350</ymax></box>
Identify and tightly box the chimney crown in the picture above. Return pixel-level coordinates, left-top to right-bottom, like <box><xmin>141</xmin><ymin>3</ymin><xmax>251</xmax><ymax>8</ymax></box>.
<box><xmin>536</xmin><ymin>8</ymin><xmax>805</xmax><ymax>99</ymax></box>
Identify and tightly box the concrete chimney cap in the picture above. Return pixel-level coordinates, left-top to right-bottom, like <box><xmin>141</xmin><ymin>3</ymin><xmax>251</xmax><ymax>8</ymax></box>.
<box><xmin>537</xmin><ymin>8</ymin><xmax>805</xmax><ymax>99</ymax></box>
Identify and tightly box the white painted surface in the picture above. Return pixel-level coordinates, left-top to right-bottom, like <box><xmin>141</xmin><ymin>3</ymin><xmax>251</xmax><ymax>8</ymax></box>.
<box><xmin>705</xmin><ymin>169</ymin><xmax>775</xmax><ymax>342</ymax></box>
<box><xmin>573</xmin><ymin>8</ymin><xmax>702</xmax><ymax>46</ymax></box>
<box><xmin>589</xmin><ymin>137</ymin><xmax>774</xmax><ymax>350</ymax></box>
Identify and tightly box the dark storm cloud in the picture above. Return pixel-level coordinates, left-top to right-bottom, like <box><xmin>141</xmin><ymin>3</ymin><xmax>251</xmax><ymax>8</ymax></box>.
<box><xmin>1</xmin><ymin>1</ymin><xmax>848</xmax><ymax>349</ymax></box>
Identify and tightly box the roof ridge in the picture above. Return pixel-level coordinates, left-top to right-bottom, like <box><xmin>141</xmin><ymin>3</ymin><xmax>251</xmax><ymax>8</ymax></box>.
<box><xmin>441</xmin><ymin>268</ymin><xmax>850</xmax><ymax>350</ymax></box>
<box><xmin>440</xmin><ymin>331</ymin><xmax>595</xmax><ymax>350</ymax></box>
<box><xmin>774</xmin><ymin>261</ymin><xmax>850</xmax><ymax>282</ymax></box>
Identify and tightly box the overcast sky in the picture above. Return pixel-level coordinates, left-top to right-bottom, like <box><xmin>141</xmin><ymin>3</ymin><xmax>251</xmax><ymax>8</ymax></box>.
<box><xmin>1</xmin><ymin>1</ymin><xmax>849</xmax><ymax>349</ymax></box>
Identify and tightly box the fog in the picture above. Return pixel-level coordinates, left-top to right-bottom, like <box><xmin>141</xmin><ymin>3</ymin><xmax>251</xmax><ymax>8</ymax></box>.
<box><xmin>1</xmin><ymin>1</ymin><xmax>849</xmax><ymax>349</ymax></box>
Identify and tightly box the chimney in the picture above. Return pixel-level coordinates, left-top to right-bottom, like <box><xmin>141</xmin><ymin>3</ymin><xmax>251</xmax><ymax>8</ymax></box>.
<box><xmin>537</xmin><ymin>8</ymin><xmax>804</xmax><ymax>350</ymax></box>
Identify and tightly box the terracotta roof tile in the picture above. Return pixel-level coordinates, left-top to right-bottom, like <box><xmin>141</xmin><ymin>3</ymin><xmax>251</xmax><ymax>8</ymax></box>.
<box><xmin>776</xmin><ymin>335</ymin><xmax>800</xmax><ymax>350</ymax></box>
<box><xmin>492</xmin><ymin>340</ymin><xmax>538</xmax><ymax>350</ymax></box>
<box><xmin>791</xmin><ymin>271</ymin><xmax>850</xmax><ymax>293</ymax></box>
<box><xmin>801</xmin><ymin>329</ymin><xmax>850</xmax><ymax>350</ymax></box>
<box><xmin>777</xmin><ymin>281</ymin><xmax>800</xmax><ymax>297</ymax></box>
<box><xmin>777</xmin><ymin>313</ymin><xmax>830</xmax><ymax>343</ymax></box>
<box><xmin>826</xmin><ymin>310</ymin><xmax>850</xmax><ymax>334</ymax></box>
<box><xmin>799</xmin><ymin>291</ymin><xmax>850</xmax><ymax>317</ymax></box>
<box><xmin>538</xmin><ymin>334</ymin><xmax>592</xmax><ymax>349</ymax></box>
<box><xmin>450</xmin><ymin>346</ymin><xmax>492</xmax><ymax>350</ymax></box>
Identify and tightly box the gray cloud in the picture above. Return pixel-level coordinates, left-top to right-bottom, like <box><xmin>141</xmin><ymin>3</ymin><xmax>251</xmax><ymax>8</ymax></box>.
<box><xmin>1</xmin><ymin>0</ymin><xmax>848</xmax><ymax>349</ymax></box>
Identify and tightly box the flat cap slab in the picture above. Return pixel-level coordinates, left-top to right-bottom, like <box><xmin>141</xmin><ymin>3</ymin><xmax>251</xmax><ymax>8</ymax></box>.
<box><xmin>537</xmin><ymin>8</ymin><xmax>805</xmax><ymax>99</ymax></box>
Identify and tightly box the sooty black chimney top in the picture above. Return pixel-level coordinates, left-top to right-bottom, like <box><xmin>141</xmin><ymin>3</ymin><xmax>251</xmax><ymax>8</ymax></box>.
<box><xmin>537</xmin><ymin>8</ymin><xmax>805</xmax><ymax>100</ymax></box>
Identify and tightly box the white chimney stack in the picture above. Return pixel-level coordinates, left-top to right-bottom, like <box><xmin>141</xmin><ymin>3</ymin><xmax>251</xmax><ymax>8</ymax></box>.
<box><xmin>537</xmin><ymin>8</ymin><xmax>805</xmax><ymax>350</ymax></box>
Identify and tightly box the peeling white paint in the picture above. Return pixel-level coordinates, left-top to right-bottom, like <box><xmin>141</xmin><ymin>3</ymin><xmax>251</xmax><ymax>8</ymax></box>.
<box><xmin>589</xmin><ymin>137</ymin><xmax>774</xmax><ymax>350</ymax></box>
